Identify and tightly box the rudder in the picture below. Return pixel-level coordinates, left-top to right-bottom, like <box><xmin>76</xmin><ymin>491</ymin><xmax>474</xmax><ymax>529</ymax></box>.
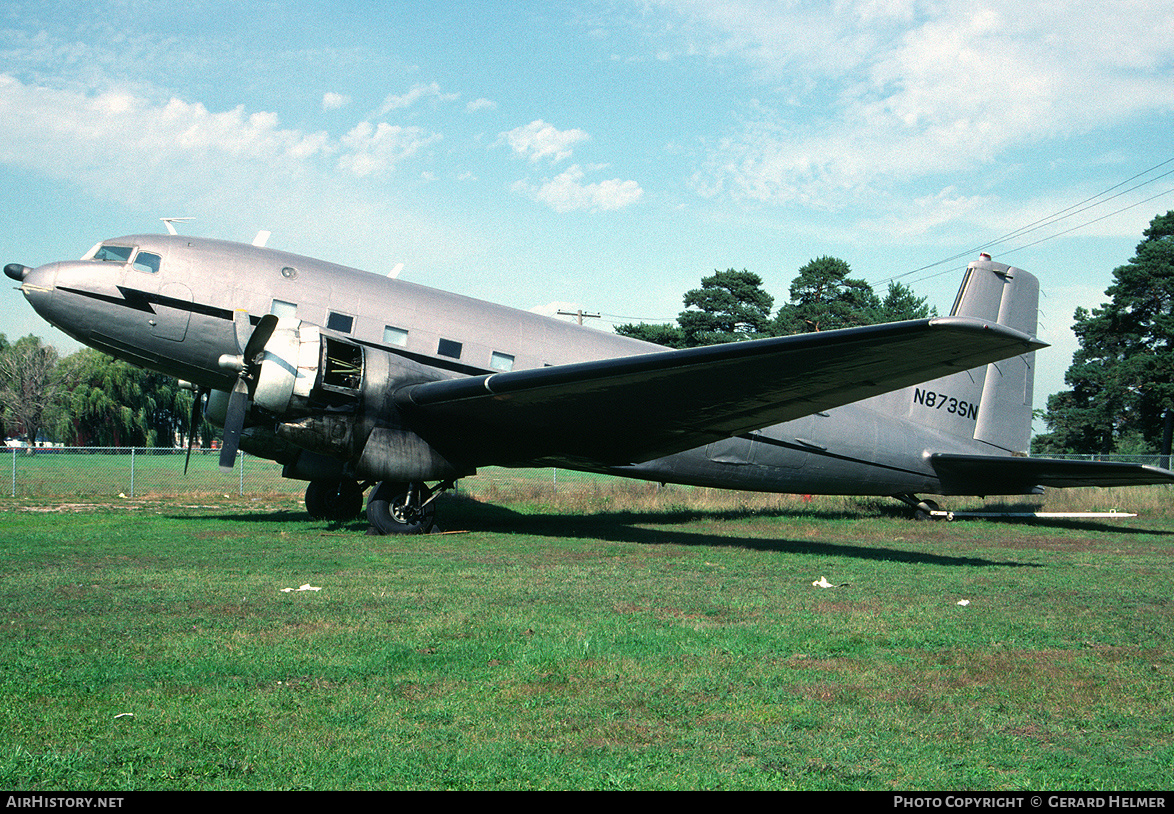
<box><xmin>952</xmin><ymin>257</ymin><xmax>1038</xmax><ymax>453</ymax></box>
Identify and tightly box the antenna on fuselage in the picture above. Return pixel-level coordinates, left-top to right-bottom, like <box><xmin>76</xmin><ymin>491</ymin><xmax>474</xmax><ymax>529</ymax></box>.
<box><xmin>161</xmin><ymin>217</ymin><xmax>194</xmax><ymax>235</ymax></box>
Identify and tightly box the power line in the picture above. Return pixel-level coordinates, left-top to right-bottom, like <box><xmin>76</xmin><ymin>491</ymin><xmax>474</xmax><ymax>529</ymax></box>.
<box><xmin>899</xmin><ymin>184</ymin><xmax>1174</xmax><ymax>291</ymax></box>
<box><xmin>880</xmin><ymin>157</ymin><xmax>1174</xmax><ymax>289</ymax></box>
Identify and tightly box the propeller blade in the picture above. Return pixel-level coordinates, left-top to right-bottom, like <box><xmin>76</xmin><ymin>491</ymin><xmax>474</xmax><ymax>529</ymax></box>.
<box><xmin>232</xmin><ymin>310</ymin><xmax>252</xmax><ymax>355</ymax></box>
<box><xmin>244</xmin><ymin>313</ymin><xmax>279</xmax><ymax>364</ymax></box>
<box><xmin>220</xmin><ymin>313</ymin><xmax>279</xmax><ymax>473</ymax></box>
<box><xmin>219</xmin><ymin>379</ymin><xmax>249</xmax><ymax>472</ymax></box>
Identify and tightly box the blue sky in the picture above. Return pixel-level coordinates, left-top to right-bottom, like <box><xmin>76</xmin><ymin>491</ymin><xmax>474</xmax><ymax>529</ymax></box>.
<box><xmin>2</xmin><ymin>0</ymin><xmax>1173</xmax><ymax>415</ymax></box>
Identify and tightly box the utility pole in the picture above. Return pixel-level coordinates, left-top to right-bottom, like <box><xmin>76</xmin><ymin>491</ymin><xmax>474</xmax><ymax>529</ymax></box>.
<box><xmin>557</xmin><ymin>309</ymin><xmax>601</xmax><ymax>326</ymax></box>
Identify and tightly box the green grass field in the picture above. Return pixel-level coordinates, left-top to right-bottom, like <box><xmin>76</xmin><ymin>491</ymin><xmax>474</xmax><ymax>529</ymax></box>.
<box><xmin>2</xmin><ymin>485</ymin><xmax>1173</xmax><ymax>790</ymax></box>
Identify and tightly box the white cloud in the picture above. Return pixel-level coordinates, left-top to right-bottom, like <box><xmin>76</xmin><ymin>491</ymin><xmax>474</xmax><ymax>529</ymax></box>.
<box><xmin>658</xmin><ymin>0</ymin><xmax>1174</xmax><ymax>208</ymax></box>
<box><xmin>376</xmin><ymin>82</ymin><xmax>459</xmax><ymax>115</ymax></box>
<box><xmin>467</xmin><ymin>97</ymin><xmax>497</xmax><ymax>112</ymax></box>
<box><xmin>322</xmin><ymin>92</ymin><xmax>351</xmax><ymax>110</ymax></box>
<box><xmin>502</xmin><ymin>120</ymin><xmax>589</xmax><ymax>163</ymax></box>
<box><xmin>528</xmin><ymin>300</ymin><xmax>589</xmax><ymax>318</ymax></box>
<box><xmin>857</xmin><ymin>187</ymin><xmax>994</xmax><ymax>240</ymax></box>
<box><xmin>513</xmin><ymin>165</ymin><xmax>644</xmax><ymax>212</ymax></box>
<box><xmin>337</xmin><ymin>121</ymin><xmax>441</xmax><ymax>177</ymax></box>
<box><xmin>0</xmin><ymin>75</ymin><xmax>332</xmax><ymax>202</ymax></box>
<box><xmin>0</xmin><ymin>72</ymin><xmax>440</xmax><ymax>212</ymax></box>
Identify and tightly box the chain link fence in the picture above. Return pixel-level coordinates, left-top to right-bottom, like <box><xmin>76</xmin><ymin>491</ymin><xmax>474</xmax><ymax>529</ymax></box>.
<box><xmin>4</xmin><ymin>447</ymin><xmax>1170</xmax><ymax>502</ymax></box>
<box><xmin>0</xmin><ymin>446</ymin><xmax>641</xmax><ymax>501</ymax></box>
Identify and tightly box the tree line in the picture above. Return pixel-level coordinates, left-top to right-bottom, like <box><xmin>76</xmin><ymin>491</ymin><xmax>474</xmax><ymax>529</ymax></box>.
<box><xmin>615</xmin><ymin>256</ymin><xmax>936</xmax><ymax>348</ymax></box>
<box><xmin>0</xmin><ymin>337</ymin><xmax>201</xmax><ymax>448</ymax></box>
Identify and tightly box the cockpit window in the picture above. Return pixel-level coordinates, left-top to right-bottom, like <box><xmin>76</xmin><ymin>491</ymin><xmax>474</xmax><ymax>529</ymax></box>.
<box><xmin>132</xmin><ymin>252</ymin><xmax>161</xmax><ymax>274</ymax></box>
<box><xmin>92</xmin><ymin>245</ymin><xmax>135</xmax><ymax>263</ymax></box>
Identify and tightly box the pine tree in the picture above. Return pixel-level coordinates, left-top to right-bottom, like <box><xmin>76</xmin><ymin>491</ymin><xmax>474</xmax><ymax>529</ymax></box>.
<box><xmin>1034</xmin><ymin>211</ymin><xmax>1174</xmax><ymax>454</ymax></box>
<box><xmin>773</xmin><ymin>256</ymin><xmax>881</xmax><ymax>334</ymax></box>
<box><xmin>676</xmin><ymin>269</ymin><xmax>775</xmax><ymax>346</ymax></box>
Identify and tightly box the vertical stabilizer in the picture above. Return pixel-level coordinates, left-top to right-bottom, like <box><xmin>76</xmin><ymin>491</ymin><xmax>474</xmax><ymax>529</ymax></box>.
<box><xmin>874</xmin><ymin>257</ymin><xmax>1040</xmax><ymax>453</ymax></box>
<box><xmin>951</xmin><ymin>258</ymin><xmax>1039</xmax><ymax>453</ymax></box>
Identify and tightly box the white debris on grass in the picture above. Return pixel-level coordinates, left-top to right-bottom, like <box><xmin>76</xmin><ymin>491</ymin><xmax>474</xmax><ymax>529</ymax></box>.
<box><xmin>281</xmin><ymin>584</ymin><xmax>322</xmax><ymax>593</ymax></box>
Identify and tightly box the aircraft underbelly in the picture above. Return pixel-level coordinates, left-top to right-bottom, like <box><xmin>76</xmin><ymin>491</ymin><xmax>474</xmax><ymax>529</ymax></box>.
<box><xmin>615</xmin><ymin>406</ymin><xmax>943</xmax><ymax>495</ymax></box>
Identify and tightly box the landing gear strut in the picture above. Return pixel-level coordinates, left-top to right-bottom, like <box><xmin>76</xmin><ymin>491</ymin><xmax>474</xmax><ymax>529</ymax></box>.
<box><xmin>894</xmin><ymin>494</ymin><xmax>941</xmax><ymax>521</ymax></box>
<box><xmin>366</xmin><ymin>480</ymin><xmax>453</xmax><ymax>535</ymax></box>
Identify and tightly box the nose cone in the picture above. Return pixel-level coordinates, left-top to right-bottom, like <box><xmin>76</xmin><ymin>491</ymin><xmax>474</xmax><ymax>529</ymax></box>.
<box><xmin>16</xmin><ymin>262</ymin><xmax>59</xmax><ymax>319</ymax></box>
<box><xmin>4</xmin><ymin>263</ymin><xmax>32</xmax><ymax>281</ymax></box>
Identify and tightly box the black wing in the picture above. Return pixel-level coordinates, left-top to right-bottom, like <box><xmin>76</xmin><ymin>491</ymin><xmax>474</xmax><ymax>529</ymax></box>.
<box><xmin>394</xmin><ymin>316</ymin><xmax>1045</xmax><ymax>468</ymax></box>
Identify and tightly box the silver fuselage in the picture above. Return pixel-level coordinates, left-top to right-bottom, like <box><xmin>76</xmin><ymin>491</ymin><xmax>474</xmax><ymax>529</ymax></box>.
<box><xmin>14</xmin><ymin>234</ymin><xmax>1033</xmax><ymax>496</ymax></box>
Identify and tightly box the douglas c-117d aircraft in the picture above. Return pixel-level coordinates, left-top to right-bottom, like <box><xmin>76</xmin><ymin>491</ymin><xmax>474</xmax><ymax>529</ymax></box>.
<box><xmin>8</xmin><ymin>232</ymin><xmax>1174</xmax><ymax>532</ymax></box>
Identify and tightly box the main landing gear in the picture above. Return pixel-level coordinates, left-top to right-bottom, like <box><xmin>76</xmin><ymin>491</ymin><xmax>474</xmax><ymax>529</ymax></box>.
<box><xmin>894</xmin><ymin>494</ymin><xmax>942</xmax><ymax>521</ymax></box>
<box><xmin>304</xmin><ymin>479</ymin><xmax>365</xmax><ymax>521</ymax></box>
<box><xmin>304</xmin><ymin>479</ymin><xmax>454</xmax><ymax>534</ymax></box>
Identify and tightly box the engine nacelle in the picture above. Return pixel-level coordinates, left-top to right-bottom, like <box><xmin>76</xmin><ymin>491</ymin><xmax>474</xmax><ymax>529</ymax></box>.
<box><xmin>243</xmin><ymin>323</ymin><xmax>470</xmax><ymax>483</ymax></box>
<box><xmin>252</xmin><ymin>321</ymin><xmax>319</xmax><ymax>417</ymax></box>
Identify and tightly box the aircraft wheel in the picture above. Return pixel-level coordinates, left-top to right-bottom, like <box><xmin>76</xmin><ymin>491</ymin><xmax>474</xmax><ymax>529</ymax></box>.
<box><xmin>914</xmin><ymin>499</ymin><xmax>940</xmax><ymax>522</ymax></box>
<box><xmin>367</xmin><ymin>481</ymin><xmax>436</xmax><ymax>535</ymax></box>
<box><xmin>305</xmin><ymin>479</ymin><xmax>365</xmax><ymax>521</ymax></box>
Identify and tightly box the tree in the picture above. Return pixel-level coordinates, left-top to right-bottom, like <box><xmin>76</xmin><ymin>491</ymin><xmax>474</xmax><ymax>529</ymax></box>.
<box><xmin>1033</xmin><ymin>211</ymin><xmax>1174</xmax><ymax>454</ymax></box>
<box><xmin>877</xmin><ymin>281</ymin><xmax>937</xmax><ymax>322</ymax></box>
<box><xmin>613</xmin><ymin>321</ymin><xmax>687</xmax><ymax>348</ymax></box>
<box><xmin>677</xmin><ymin>269</ymin><xmax>775</xmax><ymax>346</ymax></box>
<box><xmin>0</xmin><ymin>334</ymin><xmax>65</xmax><ymax>445</ymax></box>
<box><xmin>616</xmin><ymin>260</ymin><xmax>937</xmax><ymax>347</ymax></box>
<box><xmin>773</xmin><ymin>256</ymin><xmax>881</xmax><ymax>334</ymax></box>
<box><xmin>56</xmin><ymin>349</ymin><xmax>193</xmax><ymax>447</ymax></box>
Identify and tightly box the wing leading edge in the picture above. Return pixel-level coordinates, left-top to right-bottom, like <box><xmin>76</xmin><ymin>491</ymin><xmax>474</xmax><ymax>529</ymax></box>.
<box><xmin>393</xmin><ymin>316</ymin><xmax>1045</xmax><ymax>469</ymax></box>
<box><xmin>931</xmin><ymin>453</ymin><xmax>1174</xmax><ymax>494</ymax></box>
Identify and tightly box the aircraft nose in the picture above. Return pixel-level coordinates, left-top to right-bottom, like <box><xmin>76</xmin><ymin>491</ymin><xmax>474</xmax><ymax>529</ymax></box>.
<box><xmin>4</xmin><ymin>263</ymin><xmax>32</xmax><ymax>281</ymax></box>
<box><xmin>15</xmin><ymin>262</ymin><xmax>59</xmax><ymax>315</ymax></box>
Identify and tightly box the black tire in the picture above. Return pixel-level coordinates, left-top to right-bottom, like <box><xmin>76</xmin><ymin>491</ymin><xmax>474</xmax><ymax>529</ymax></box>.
<box><xmin>366</xmin><ymin>481</ymin><xmax>436</xmax><ymax>535</ymax></box>
<box><xmin>914</xmin><ymin>499</ymin><xmax>940</xmax><ymax>522</ymax></box>
<box><xmin>305</xmin><ymin>479</ymin><xmax>365</xmax><ymax>521</ymax></box>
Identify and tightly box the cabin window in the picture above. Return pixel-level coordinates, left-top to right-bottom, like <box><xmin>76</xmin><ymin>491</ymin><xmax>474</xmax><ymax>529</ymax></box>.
<box><xmin>326</xmin><ymin>311</ymin><xmax>354</xmax><ymax>334</ymax></box>
<box><xmin>92</xmin><ymin>245</ymin><xmax>134</xmax><ymax>263</ymax></box>
<box><xmin>132</xmin><ymin>252</ymin><xmax>162</xmax><ymax>274</ymax></box>
<box><xmin>490</xmin><ymin>351</ymin><xmax>515</xmax><ymax>372</ymax></box>
<box><xmin>270</xmin><ymin>299</ymin><xmax>297</xmax><ymax>320</ymax></box>
<box><xmin>437</xmin><ymin>338</ymin><xmax>462</xmax><ymax>359</ymax></box>
<box><xmin>383</xmin><ymin>325</ymin><xmax>409</xmax><ymax>347</ymax></box>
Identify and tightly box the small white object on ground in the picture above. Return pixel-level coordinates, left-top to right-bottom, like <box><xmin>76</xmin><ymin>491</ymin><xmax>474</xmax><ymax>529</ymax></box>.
<box><xmin>281</xmin><ymin>584</ymin><xmax>322</xmax><ymax>592</ymax></box>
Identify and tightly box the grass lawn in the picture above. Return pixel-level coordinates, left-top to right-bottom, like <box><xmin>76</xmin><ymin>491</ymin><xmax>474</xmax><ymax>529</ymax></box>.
<box><xmin>1</xmin><ymin>486</ymin><xmax>1173</xmax><ymax>790</ymax></box>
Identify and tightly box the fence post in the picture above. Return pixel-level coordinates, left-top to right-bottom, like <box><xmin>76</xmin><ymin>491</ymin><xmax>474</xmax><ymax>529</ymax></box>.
<box><xmin>130</xmin><ymin>447</ymin><xmax>136</xmax><ymax>498</ymax></box>
<box><xmin>9</xmin><ymin>448</ymin><xmax>14</xmax><ymax>498</ymax></box>
<box><xmin>239</xmin><ymin>452</ymin><xmax>245</xmax><ymax>496</ymax></box>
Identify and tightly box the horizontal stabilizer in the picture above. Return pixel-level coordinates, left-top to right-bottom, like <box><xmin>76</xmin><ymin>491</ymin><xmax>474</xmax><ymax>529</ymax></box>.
<box><xmin>932</xmin><ymin>453</ymin><xmax>1174</xmax><ymax>493</ymax></box>
<box><xmin>395</xmin><ymin>316</ymin><xmax>1045</xmax><ymax>468</ymax></box>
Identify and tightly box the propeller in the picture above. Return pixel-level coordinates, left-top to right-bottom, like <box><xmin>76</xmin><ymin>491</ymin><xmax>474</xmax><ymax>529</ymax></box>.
<box><xmin>219</xmin><ymin>311</ymin><xmax>279</xmax><ymax>472</ymax></box>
